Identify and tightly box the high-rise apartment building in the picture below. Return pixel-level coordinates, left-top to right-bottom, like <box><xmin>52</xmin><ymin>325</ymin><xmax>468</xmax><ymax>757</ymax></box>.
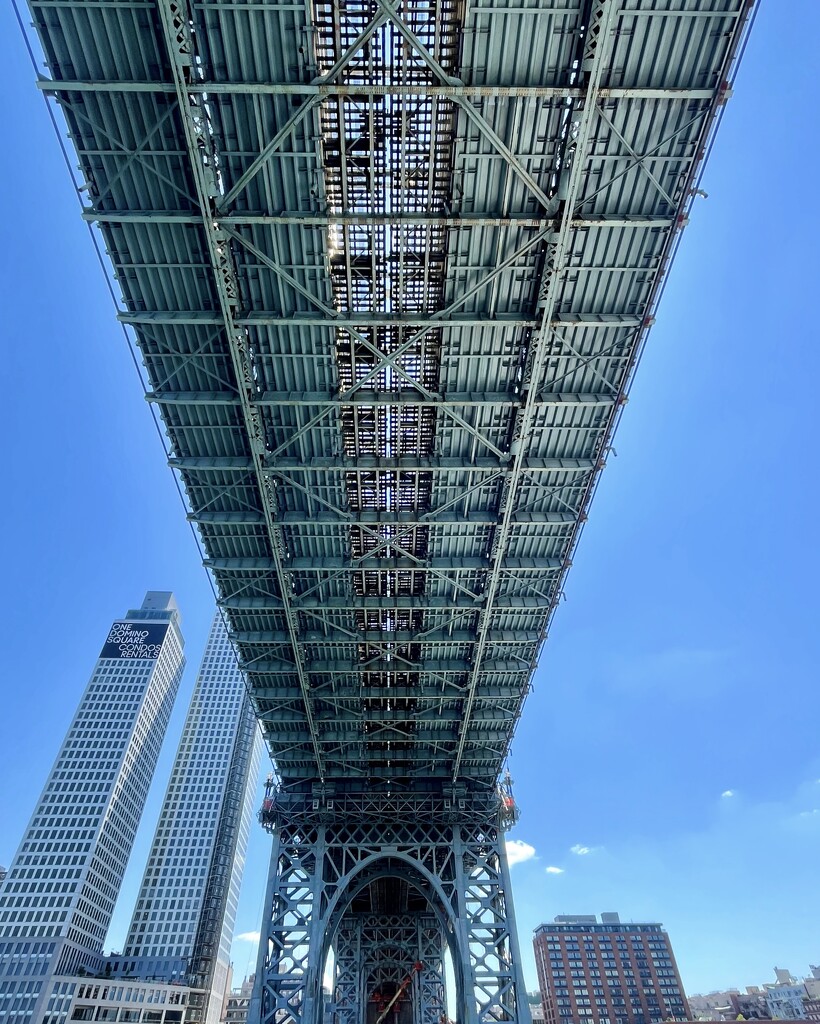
<box><xmin>534</xmin><ymin>913</ymin><xmax>690</xmax><ymax>1024</ymax></box>
<box><xmin>116</xmin><ymin>612</ymin><xmax>263</xmax><ymax>1022</ymax></box>
<box><xmin>62</xmin><ymin>612</ymin><xmax>264</xmax><ymax>1024</ymax></box>
<box><xmin>0</xmin><ymin>592</ymin><xmax>185</xmax><ymax>1024</ymax></box>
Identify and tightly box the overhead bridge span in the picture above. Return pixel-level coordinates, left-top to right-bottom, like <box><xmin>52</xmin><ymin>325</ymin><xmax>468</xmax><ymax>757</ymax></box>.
<box><xmin>27</xmin><ymin>1</ymin><xmax>756</xmax><ymax>1022</ymax></box>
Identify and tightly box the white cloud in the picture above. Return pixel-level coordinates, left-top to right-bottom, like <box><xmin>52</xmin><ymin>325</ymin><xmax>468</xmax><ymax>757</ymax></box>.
<box><xmin>721</xmin><ymin>790</ymin><xmax>735</xmax><ymax>799</ymax></box>
<box><xmin>506</xmin><ymin>839</ymin><xmax>536</xmax><ymax>867</ymax></box>
<box><xmin>570</xmin><ymin>844</ymin><xmax>592</xmax><ymax>855</ymax></box>
<box><xmin>545</xmin><ymin>866</ymin><xmax>565</xmax><ymax>875</ymax></box>
<box><xmin>235</xmin><ymin>931</ymin><xmax>261</xmax><ymax>943</ymax></box>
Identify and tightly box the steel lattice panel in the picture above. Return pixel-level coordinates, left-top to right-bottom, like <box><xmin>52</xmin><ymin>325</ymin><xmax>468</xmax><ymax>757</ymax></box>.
<box><xmin>29</xmin><ymin>0</ymin><xmax>755</xmax><ymax>797</ymax></box>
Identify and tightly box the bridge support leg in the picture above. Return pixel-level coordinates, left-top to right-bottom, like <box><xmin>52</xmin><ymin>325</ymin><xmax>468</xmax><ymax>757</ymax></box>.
<box><xmin>453</xmin><ymin>823</ymin><xmax>531</xmax><ymax>1024</ymax></box>
<box><xmin>330</xmin><ymin>914</ymin><xmax>363</xmax><ymax>1024</ymax></box>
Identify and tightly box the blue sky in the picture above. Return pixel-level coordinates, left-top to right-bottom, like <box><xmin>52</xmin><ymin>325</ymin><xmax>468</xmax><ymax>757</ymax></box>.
<box><xmin>0</xmin><ymin>0</ymin><xmax>818</xmax><ymax>1001</ymax></box>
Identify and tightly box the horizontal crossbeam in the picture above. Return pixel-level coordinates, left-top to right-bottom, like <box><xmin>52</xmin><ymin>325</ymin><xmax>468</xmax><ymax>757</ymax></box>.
<box><xmin>257</xmin><ymin>730</ymin><xmax>510</xmax><ymax>746</ymax></box>
<box><xmin>267</xmin><ymin>457</ymin><xmax>595</xmax><ymax>471</ymax></box>
<box><xmin>268</xmin><ymin>764</ymin><xmax>493</xmax><ymax>779</ymax></box>
<box><xmin>228</xmin><ymin>594</ymin><xmax>549</xmax><ymax>613</ymax></box>
<box><xmin>127</xmin><ymin>311</ymin><xmax>640</xmax><ymax>328</ymax></box>
<box><xmin>212</xmin><ymin>555</ymin><xmax>561</xmax><ymax>572</ymax></box>
<box><xmin>229</xmin><ymin>628</ymin><xmax>537</xmax><ymax>643</ymax></box>
<box><xmin>38</xmin><ymin>78</ymin><xmax>715</xmax><ymax>99</ymax></box>
<box><xmin>151</xmin><ymin>389</ymin><xmax>616</xmax><ymax>408</ymax></box>
<box><xmin>86</xmin><ymin>210</ymin><xmax>675</xmax><ymax>229</ymax></box>
<box><xmin>240</xmin><ymin>658</ymin><xmax>527</xmax><ymax>674</ymax></box>
<box><xmin>262</xmin><ymin>709</ymin><xmax>515</xmax><ymax>724</ymax></box>
<box><xmin>251</xmin><ymin>692</ymin><xmax>525</xmax><ymax>707</ymax></box>
<box><xmin>171</xmin><ymin>455</ymin><xmax>596</xmax><ymax>473</ymax></box>
<box><xmin>189</xmin><ymin>510</ymin><xmax>575</xmax><ymax>526</ymax></box>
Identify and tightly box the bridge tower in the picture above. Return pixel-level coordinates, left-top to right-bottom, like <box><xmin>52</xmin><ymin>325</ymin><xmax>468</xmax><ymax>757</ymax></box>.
<box><xmin>255</xmin><ymin>781</ymin><xmax>527</xmax><ymax>1024</ymax></box>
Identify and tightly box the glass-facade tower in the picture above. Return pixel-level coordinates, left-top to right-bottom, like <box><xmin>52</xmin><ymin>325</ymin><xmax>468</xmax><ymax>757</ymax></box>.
<box><xmin>0</xmin><ymin>592</ymin><xmax>185</xmax><ymax>1024</ymax></box>
<box><xmin>114</xmin><ymin>612</ymin><xmax>263</xmax><ymax>1024</ymax></box>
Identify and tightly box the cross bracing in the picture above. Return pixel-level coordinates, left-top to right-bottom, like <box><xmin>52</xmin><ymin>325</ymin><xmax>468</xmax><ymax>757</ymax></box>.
<box><xmin>27</xmin><ymin>0</ymin><xmax>755</xmax><ymax>798</ymax></box>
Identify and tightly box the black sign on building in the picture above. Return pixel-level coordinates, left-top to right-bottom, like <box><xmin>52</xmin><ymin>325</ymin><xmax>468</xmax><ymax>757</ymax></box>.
<box><xmin>100</xmin><ymin>622</ymin><xmax>169</xmax><ymax>660</ymax></box>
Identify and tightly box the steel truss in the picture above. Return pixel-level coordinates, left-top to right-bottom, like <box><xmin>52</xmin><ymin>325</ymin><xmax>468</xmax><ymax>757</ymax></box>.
<box><xmin>332</xmin><ymin>914</ymin><xmax>445</xmax><ymax>1024</ymax></box>
<box><xmin>252</xmin><ymin>803</ymin><xmax>528</xmax><ymax>1024</ymax></box>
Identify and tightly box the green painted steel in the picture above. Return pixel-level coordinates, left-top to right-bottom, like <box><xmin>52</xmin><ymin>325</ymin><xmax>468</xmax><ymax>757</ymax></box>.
<box><xmin>27</xmin><ymin>0</ymin><xmax>755</xmax><ymax>802</ymax></box>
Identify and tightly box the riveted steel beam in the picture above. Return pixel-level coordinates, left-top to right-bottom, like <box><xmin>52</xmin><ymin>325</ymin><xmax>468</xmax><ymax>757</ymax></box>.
<box><xmin>211</xmin><ymin>555</ymin><xmax>561</xmax><ymax>573</ymax></box>
<box><xmin>85</xmin><ymin>209</ymin><xmax>674</xmax><ymax>229</ymax></box>
<box><xmin>267</xmin><ymin>709</ymin><xmax>516</xmax><ymax>724</ymax></box>
<box><xmin>262</xmin><ymin>728</ymin><xmax>510</xmax><ymax>745</ymax></box>
<box><xmin>149</xmin><ymin>389</ymin><xmax>617</xmax><ymax>407</ymax></box>
<box><xmin>266</xmin><ymin>456</ymin><xmax>596</xmax><ymax>472</ymax></box>
<box><xmin>189</xmin><ymin>510</ymin><xmax>575</xmax><ymax>526</ymax></box>
<box><xmin>242</xmin><ymin>658</ymin><xmax>526</xmax><ymax>674</ymax></box>
<box><xmin>234</xmin><ymin>629</ymin><xmax>538</xmax><ymax>644</ymax></box>
<box><xmin>169</xmin><ymin>455</ymin><xmax>596</xmax><ymax>472</ymax></box>
<box><xmin>38</xmin><ymin>78</ymin><xmax>716</xmax><ymax>99</ymax></box>
<box><xmin>125</xmin><ymin>312</ymin><xmax>544</xmax><ymax>327</ymax></box>
<box><xmin>38</xmin><ymin>79</ymin><xmax>716</xmax><ymax>99</ymax></box>
<box><xmin>230</xmin><ymin>594</ymin><xmax>550</xmax><ymax>611</ymax></box>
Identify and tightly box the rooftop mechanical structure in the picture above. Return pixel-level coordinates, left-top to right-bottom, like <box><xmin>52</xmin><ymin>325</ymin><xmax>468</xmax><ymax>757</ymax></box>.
<box><xmin>26</xmin><ymin>1</ymin><xmax>756</xmax><ymax>1023</ymax></box>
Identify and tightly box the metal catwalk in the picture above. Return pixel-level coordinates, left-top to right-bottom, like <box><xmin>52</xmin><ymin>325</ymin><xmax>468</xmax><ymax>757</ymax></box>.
<box><xmin>27</xmin><ymin>0</ymin><xmax>755</xmax><ymax>1021</ymax></box>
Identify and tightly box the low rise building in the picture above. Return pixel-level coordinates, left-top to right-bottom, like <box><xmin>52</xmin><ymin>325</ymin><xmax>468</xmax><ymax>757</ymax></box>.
<box><xmin>766</xmin><ymin>970</ymin><xmax>807</xmax><ymax>1020</ymax></box>
<box><xmin>64</xmin><ymin>977</ymin><xmax>195</xmax><ymax>1022</ymax></box>
<box><xmin>804</xmin><ymin>969</ymin><xmax>820</xmax><ymax>1002</ymax></box>
<box><xmin>222</xmin><ymin>975</ymin><xmax>254</xmax><ymax>1024</ymax></box>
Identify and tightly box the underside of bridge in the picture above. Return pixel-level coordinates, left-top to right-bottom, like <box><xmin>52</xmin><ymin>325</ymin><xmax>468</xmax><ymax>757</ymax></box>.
<box><xmin>27</xmin><ymin>0</ymin><xmax>754</xmax><ymax>1021</ymax></box>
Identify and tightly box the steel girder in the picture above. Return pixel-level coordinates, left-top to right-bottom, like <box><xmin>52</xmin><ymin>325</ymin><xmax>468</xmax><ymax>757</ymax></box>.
<box><xmin>86</xmin><ymin>211</ymin><xmax>676</xmax><ymax>229</ymax></box>
<box><xmin>38</xmin><ymin>80</ymin><xmax>720</xmax><ymax>98</ymax></box>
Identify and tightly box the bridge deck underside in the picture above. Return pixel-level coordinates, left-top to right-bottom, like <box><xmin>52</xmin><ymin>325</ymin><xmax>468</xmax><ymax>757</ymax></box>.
<box><xmin>30</xmin><ymin>0</ymin><xmax>752</xmax><ymax>794</ymax></box>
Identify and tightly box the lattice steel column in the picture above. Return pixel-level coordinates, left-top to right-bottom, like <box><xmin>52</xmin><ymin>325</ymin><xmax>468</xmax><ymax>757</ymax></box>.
<box><xmin>413</xmin><ymin>918</ymin><xmax>447</xmax><ymax>1024</ymax></box>
<box><xmin>250</xmin><ymin>817</ymin><xmax>328</xmax><ymax>1024</ymax></box>
<box><xmin>453</xmin><ymin>825</ymin><xmax>531</xmax><ymax>1024</ymax></box>
<box><xmin>331</xmin><ymin>915</ymin><xmax>363</xmax><ymax>1024</ymax></box>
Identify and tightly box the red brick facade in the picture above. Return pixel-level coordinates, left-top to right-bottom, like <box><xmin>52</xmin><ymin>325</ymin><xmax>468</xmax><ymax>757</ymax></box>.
<box><xmin>534</xmin><ymin>917</ymin><xmax>690</xmax><ymax>1024</ymax></box>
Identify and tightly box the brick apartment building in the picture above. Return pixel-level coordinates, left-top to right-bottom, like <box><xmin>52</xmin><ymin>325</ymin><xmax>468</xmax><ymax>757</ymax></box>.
<box><xmin>803</xmin><ymin>998</ymin><xmax>820</xmax><ymax>1022</ymax></box>
<box><xmin>534</xmin><ymin>913</ymin><xmax>690</xmax><ymax>1024</ymax></box>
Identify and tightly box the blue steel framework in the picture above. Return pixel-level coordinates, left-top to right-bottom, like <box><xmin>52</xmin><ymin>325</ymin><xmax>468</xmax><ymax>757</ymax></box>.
<box><xmin>25</xmin><ymin>0</ymin><xmax>755</xmax><ymax>1023</ymax></box>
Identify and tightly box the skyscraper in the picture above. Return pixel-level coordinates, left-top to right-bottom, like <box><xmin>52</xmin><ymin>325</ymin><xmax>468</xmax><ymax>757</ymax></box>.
<box><xmin>0</xmin><ymin>592</ymin><xmax>185</xmax><ymax>1024</ymax></box>
<box><xmin>534</xmin><ymin>913</ymin><xmax>690</xmax><ymax>1024</ymax></box>
<box><xmin>115</xmin><ymin>612</ymin><xmax>263</xmax><ymax>1024</ymax></box>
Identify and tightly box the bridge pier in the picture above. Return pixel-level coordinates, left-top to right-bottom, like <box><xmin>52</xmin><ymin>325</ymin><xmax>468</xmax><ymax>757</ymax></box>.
<box><xmin>250</xmin><ymin>798</ymin><xmax>531</xmax><ymax>1024</ymax></box>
